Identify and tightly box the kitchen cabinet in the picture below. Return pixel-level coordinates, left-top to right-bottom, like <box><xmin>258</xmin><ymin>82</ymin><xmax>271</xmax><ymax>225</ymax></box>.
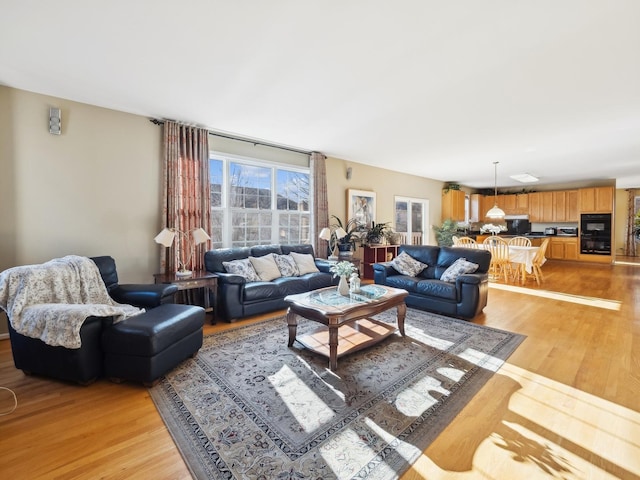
<box><xmin>552</xmin><ymin>191</ymin><xmax>566</xmax><ymax>221</ymax></box>
<box><xmin>529</xmin><ymin>189</ymin><xmax>578</xmax><ymax>222</ymax></box>
<box><xmin>528</xmin><ymin>192</ymin><xmax>541</xmax><ymax>222</ymax></box>
<box><xmin>528</xmin><ymin>191</ymin><xmax>556</xmax><ymax>222</ymax></box>
<box><xmin>548</xmin><ymin>237</ymin><xmax>578</xmax><ymax>260</ymax></box>
<box><xmin>579</xmin><ymin>187</ymin><xmax>614</xmax><ymax>213</ymax></box>
<box><xmin>553</xmin><ymin>190</ymin><xmax>580</xmax><ymax>222</ymax></box>
<box><xmin>501</xmin><ymin>193</ymin><xmax>528</xmax><ymax>215</ymax></box>
<box><xmin>566</xmin><ymin>190</ymin><xmax>579</xmax><ymax>221</ymax></box>
<box><xmin>362</xmin><ymin>245</ymin><xmax>399</xmax><ymax>279</ymax></box>
<box><xmin>541</xmin><ymin>192</ymin><xmax>554</xmax><ymax>222</ymax></box>
<box><xmin>441</xmin><ymin>189</ymin><xmax>465</xmax><ymax>222</ymax></box>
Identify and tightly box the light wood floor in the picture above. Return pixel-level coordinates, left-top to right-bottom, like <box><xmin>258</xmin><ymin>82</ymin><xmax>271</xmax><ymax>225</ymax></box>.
<box><xmin>1</xmin><ymin>259</ymin><xmax>639</xmax><ymax>479</ymax></box>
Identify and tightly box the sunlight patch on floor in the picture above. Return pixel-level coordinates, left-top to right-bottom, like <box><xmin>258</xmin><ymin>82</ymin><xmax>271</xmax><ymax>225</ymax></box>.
<box><xmin>489</xmin><ymin>282</ymin><xmax>621</xmax><ymax>311</ymax></box>
<box><xmin>498</xmin><ymin>363</ymin><xmax>640</xmax><ymax>478</ymax></box>
<box><xmin>405</xmin><ymin>363</ymin><xmax>640</xmax><ymax>479</ymax></box>
<box><xmin>269</xmin><ymin>364</ymin><xmax>335</xmax><ymax>433</ymax></box>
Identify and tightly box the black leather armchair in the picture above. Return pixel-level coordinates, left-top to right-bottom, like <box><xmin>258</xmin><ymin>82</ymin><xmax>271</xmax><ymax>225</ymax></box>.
<box><xmin>90</xmin><ymin>256</ymin><xmax>178</xmax><ymax>308</ymax></box>
<box><xmin>6</xmin><ymin>256</ymin><xmax>179</xmax><ymax>384</ymax></box>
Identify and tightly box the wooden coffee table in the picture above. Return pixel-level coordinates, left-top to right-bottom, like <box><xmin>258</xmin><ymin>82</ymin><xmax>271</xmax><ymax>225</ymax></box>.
<box><xmin>284</xmin><ymin>285</ymin><xmax>408</xmax><ymax>371</ymax></box>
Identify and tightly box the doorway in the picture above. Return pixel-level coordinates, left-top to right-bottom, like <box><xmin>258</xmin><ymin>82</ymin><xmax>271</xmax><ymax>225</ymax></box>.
<box><xmin>394</xmin><ymin>197</ymin><xmax>429</xmax><ymax>245</ymax></box>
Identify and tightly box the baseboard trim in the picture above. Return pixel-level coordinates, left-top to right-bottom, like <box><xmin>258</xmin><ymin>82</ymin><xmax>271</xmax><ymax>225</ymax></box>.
<box><xmin>0</xmin><ymin>333</ymin><xmax>9</xmax><ymax>340</ymax></box>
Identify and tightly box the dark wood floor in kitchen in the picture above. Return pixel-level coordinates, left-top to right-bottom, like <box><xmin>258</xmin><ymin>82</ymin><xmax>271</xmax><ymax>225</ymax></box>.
<box><xmin>1</xmin><ymin>257</ymin><xmax>638</xmax><ymax>479</ymax></box>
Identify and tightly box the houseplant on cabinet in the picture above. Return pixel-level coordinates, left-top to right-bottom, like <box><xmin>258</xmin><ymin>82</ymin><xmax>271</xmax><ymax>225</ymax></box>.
<box><xmin>365</xmin><ymin>221</ymin><xmax>391</xmax><ymax>245</ymax></box>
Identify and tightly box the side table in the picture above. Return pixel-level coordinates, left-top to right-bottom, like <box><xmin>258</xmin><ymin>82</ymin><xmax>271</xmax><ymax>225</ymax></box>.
<box><xmin>153</xmin><ymin>270</ymin><xmax>217</xmax><ymax>324</ymax></box>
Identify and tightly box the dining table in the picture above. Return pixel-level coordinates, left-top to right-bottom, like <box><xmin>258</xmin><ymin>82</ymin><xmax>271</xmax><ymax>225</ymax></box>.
<box><xmin>454</xmin><ymin>243</ymin><xmax>544</xmax><ymax>284</ymax></box>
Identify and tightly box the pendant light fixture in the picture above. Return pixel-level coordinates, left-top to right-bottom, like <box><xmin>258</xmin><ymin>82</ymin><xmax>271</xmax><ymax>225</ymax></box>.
<box><xmin>486</xmin><ymin>161</ymin><xmax>505</xmax><ymax>219</ymax></box>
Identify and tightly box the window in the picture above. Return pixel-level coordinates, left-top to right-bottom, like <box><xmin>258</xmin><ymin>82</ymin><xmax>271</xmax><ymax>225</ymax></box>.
<box><xmin>210</xmin><ymin>153</ymin><xmax>310</xmax><ymax>248</ymax></box>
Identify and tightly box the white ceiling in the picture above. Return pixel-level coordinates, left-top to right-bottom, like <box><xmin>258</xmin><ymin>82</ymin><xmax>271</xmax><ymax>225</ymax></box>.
<box><xmin>2</xmin><ymin>0</ymin><xmax>639</xmax><ymax>189</ymax></box>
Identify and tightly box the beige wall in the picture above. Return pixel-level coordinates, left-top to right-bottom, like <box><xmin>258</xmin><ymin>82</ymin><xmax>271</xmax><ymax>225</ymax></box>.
<box><xmin>0</xmin><ymin>87</ymin><xmax>163</xmax><ymax>334</ymax></box>
<box><xmin>325</xmin><ymin>157</ymin><xmax>445</xmax><ymax>245</ymax></box>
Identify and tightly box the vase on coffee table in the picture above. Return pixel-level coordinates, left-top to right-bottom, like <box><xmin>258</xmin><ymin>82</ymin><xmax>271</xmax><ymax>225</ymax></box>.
<box><xmin>338</xmin><ymin>275</ymin><xmax>349</xmax><ymax>296</ymax></box>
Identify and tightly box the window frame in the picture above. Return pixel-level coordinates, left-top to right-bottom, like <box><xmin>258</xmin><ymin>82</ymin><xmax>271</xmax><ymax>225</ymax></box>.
<box><xmin>209</xmin><ymin>151</ymin><xmax>311</xmax><ymax>249</ymax></box>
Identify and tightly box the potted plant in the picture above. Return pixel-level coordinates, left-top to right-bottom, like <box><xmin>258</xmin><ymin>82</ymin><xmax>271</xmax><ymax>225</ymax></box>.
<box><xmin>331</xmin><ymin>215</ymin><xmax>360</xmax><ymax>253</ymax></box>
<box><xmin>432</xmin><ymin>219</ymin><xmax>458</xmax><ymax>246</ymax></box>
<box><xmin>365</xmin><ymin>221</ymin><xmax>391</xmax><ymax>245</ymax></box>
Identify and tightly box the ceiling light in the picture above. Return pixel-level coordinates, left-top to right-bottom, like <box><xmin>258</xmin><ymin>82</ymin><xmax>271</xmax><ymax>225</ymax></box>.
<box><xmin>510</xmin><ymin>173</ymin><xmax>539</xmax><ymax>183</ymax></box>
<box><xmin>486</xmin><ymin>161</ymin><xmax>505</xmax><ymax>219</ymax></box>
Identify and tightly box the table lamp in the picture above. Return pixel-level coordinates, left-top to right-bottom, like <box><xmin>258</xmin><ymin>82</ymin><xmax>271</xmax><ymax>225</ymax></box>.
<box><xmin>155</xmin><ymin>227</ymin><xmax>211</xmax><ymax>276</ymax></box>
<box><xmin>318</xmin><ymin>226</ymin><xmax>347</xmax><ymax>261</ymax></box>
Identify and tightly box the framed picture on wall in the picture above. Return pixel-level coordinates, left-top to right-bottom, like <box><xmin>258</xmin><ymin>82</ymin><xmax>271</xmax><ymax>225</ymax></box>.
<box><xmin>347</xmin><ymin>189</ymin><xmax>376</xmax><ymax>229</ymax></box>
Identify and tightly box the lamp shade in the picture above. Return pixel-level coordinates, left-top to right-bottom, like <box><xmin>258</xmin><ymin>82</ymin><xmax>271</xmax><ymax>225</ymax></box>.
<box><xmin>318</xmin><ymin>227</ymin><xmax>332</xmax><ymax>241</ymax></box>
<box><xmin>334</xmin><ymin>227</ymin><xmax>348</xmax><ymax>239</ymax></box>
<box><xmin>486</xmin><ymin>205</ymin><xmax>506</xmax><ymax>219</ymax></box>
<box><xmin>191</xmin><ymin>227</ymin><xmax>211</xmax><ymax>245</ymax></box>
<box><xmin>154</xmin><ymin>228</ymin><xmax>176</xmax><ymax>247</ymax></box>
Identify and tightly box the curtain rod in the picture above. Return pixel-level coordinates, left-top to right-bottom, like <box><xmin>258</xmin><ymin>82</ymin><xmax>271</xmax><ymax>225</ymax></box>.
<box><xmin>149</xmin><ymin>118</ymin><xmax>312</xmax><ymax>155</ymax></box>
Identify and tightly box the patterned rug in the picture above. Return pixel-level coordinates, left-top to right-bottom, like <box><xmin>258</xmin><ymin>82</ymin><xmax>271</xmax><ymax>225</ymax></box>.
<box><xmin>149</xmin><ymin>308</ymin><xmax>525</xmax><ymax>479</ymax></box>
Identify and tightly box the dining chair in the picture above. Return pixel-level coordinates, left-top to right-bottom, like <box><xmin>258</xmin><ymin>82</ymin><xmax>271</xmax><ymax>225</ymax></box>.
<box><xmin>508</xmin><ymin>236</ymin><xmax>532</xmax><ymax>247</ymax></box>
<box><xmin>522</xmin><ymin>237</ymin><xmax>550</xmax><ymax>285</ymax></box>
<box><xmin>482</xmin><ymin>236</ymin><xmax>510</xmax><ymax>282</ymax></box>
<box><xmin>456</xmin><ymin>237</ymin><xmax>477</xmax><ymax>247</ymax></box>
<box><xmin>451</xmin><ymin>235</ymin><xmax>459</xmax><ymax>245</ymax></box>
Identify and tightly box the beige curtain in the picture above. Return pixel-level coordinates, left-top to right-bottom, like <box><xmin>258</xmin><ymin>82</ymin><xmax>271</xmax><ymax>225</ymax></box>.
<box><xmin>311</xmin><ymin>152</ymin><xmax>329</xmax><ymax>258</ymax></box>
<box><xmin>624</xmin><ymin>189</ymin><xmax>638</xmax><ymax>256</ymax></box>
<box><xmin>159</xmin><ymin>122</ymin><xmax>212</xmax><ymax>273</ymax></box>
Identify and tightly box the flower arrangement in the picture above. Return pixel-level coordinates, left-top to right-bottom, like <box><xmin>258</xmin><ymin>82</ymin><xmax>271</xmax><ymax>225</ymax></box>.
<box><xmin>329</xmin><ymin>261</ymin><xmax>357</xmax><ymax>278</ymax></box>
<box><xmin>480</xmin><ymin>223</ymin><xmax>507</xmax><ymax>235</ymax></box>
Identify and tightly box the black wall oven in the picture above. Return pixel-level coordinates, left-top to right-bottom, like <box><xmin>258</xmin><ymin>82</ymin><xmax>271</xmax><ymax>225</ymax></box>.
<box><xmin>580</xmin><ymin>213</ymin><xmax>612</xmax><ymax>255</ymax></box>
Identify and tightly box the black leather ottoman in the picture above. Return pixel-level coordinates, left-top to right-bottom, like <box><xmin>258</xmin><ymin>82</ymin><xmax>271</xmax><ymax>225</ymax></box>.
<box><xmin>102</xmin><ymin>304</ymin><xmax>205</xmax><ymax>386</ymax></box>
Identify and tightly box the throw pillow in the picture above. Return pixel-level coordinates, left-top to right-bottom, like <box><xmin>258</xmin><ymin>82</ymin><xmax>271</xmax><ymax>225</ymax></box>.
<box><xmin>249</xmin><ymin>254</ymin><xmax>282</xmax><ymax>282</ymax></box>
<box><xmin>391</xmin><ymin>251</ymin><xmax>428</xmax><ymax>277</ymax></box>
<box><xmin>274</xmin><ymin>254</ymin><xmax>300</xmax><ymax>277</ymax></box>
<box><xmin>440</xmin><ymin>257</ymin><xmax>479</xmax><ymax>282</ymax></box>
<box><xmin>289</xmin><ymin>252</ymin><xmax>320</xmax><ymax>275</ymax></box>
<box><xmin>222</xmin><ymin>258</ymin><xmax>260</xmax><ymax>282</ymax></box>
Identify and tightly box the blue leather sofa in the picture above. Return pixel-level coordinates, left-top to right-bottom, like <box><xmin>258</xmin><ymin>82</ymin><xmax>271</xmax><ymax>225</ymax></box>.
<box><xmin>204</xmin><ymin>244</ymin><xmax>337</xmax><ymax>322</ymax></box>
<box><xmin>373</xmin><ymin>245</ymin><xmax>491</xmax><ymax>320</ymax></box>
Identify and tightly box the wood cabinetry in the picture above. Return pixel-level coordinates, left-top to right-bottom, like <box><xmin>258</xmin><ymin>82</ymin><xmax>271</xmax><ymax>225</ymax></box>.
<box><xmin>579</xmin><ymin>187</ymin><xmax>614</xmax><ymax>213</ymax></box>
<box><xmin>441</xmin><ymin>189</ymin><xmax>465</xmax><ymax>222</ymax></box>
<box><xmin>528</xmin><ymin>192</ymin><xmax>541</xmax><ymax>222</ymax></box>
<box><xmin>501</xmin><ymin>193</ymin><xmax>529</xmax><ymax>215</ymax></box>
<box><xmin>541</xmin><ymin>192</ymin><xmax>554</xmax><ymax>222</ymax></box>
<box><xmin>529</xmin><ymin>189</ymin><xmax>579</xmax><ymax>222</ymax></box>
<box><xmin>553</xmin><ymin>190</ymin><xmax>579</xmax><ymax>222</ymax></box>
<box><xmin>548</xmin><ymin>237</ymin><xmax>578</xmax><ymax>260</ymax></box>
<box><xmin>566</xmin><ymin>190</ymin><xmax>579</xmax><ymax>221</ymax></box>
<box><xmin>362</xmin><ymin>245</ymin><xmax>399</xmax><ymax>279</ymax></box>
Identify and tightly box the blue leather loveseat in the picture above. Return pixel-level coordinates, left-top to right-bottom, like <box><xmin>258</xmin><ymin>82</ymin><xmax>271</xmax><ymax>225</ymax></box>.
<box><xmin>373</xmin><ymin>245</ymin><xmax>491</xmax><ymax>320</ymax></box>
<box><xmin>204</xmin><ymin>244</ymin><xmax>337</xmax><ymax>322</ymax></box>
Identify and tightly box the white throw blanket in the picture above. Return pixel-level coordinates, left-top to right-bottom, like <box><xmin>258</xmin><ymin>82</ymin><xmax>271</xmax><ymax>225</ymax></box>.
<box><xmin>0</xmin><ymin>255</ymin><xmax>144</xmax><ymax>349</ymax></box>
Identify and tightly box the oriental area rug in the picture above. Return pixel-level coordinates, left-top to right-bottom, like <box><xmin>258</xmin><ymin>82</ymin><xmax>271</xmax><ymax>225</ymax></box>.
<box><xmin>149</xmin><ymin>308</ymin><xmax>525</xmax><ymax>480</ymax></box>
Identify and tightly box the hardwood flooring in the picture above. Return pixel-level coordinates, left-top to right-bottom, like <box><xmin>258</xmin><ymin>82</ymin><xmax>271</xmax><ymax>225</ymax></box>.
<box><xmin>1</xmin><ymin>259</ymin><xmax>639</xmax><ymax>479</ymax></box>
